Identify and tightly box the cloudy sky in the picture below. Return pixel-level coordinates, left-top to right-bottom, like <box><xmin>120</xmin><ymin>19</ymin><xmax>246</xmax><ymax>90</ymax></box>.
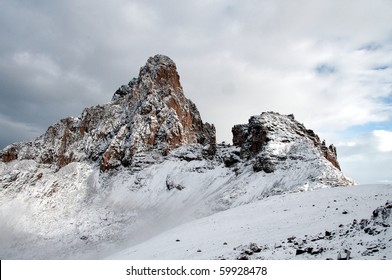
<box><xmin>0</xmin><ymin>0</ymin><xmax>391</xmax><ymax>183</ymax></box>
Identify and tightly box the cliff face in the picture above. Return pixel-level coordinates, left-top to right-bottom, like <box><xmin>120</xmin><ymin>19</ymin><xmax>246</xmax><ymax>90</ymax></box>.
<box><xmin>0</xmin><ymin>55</ymin><xmax>216</xmax><ymax>171</ymax></box>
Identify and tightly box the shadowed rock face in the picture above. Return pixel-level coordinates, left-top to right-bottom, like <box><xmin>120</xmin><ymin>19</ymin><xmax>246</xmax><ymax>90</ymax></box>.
<box><xmin>1</xmin><ymin>146</ymin><xmax>18</xmax><ymax>162</ymax></box>
<box><xmin>232</xmin><ymin>112</ymin><xmax>342</xmax><ymax>172</ymax></box>
<box><xmin>0</xmin><ymin>54</ymin><xmax>216</xmax><ymax>171</ymax></box>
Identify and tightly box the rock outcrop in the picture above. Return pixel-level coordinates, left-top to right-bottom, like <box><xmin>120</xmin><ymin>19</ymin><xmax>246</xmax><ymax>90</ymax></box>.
<box><xmin>232</xmin><ymin>112</ymin><xmax>342</xmax><ymax>173</ymax></box>
<box><xmin>0</xmin><ymin>55</ymin><xmax>216</xmax><ymax>171</ymax></box>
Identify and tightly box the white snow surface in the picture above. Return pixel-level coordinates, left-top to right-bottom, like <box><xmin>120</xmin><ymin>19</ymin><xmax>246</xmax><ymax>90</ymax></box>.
<box><xmin>111</xmin><ymin>184</ymin><xmax>392</xmax><ymax>260</ymax></box>
<box><xmin>0</xmin><ymin>143</ymin><xmax>390</xmax><ymax>260</ymax></box>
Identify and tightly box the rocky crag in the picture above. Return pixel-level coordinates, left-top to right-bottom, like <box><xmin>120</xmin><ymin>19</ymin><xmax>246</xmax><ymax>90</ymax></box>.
<box><xmin>0</xmin><ymin>55</ymin><xmax>216</xmax><ymax>172</ymax></box>
<box><xmin>231</xmin><ymin>112</ymin><xmax>341</xmax><ymax>173</ymax></box>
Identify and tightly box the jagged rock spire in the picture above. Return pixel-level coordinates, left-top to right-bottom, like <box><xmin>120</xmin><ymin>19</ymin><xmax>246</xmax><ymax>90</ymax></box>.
<box><xmin>1</xmin><ymin>55</ymin><xmax>216</xmax><ymax>171</ymax></box>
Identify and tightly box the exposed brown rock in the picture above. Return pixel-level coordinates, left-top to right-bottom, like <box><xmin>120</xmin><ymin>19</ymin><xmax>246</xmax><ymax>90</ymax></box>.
<box><xmin>321</xmin><ymin>142</ymin><xmax>341</xmax><ymax>170</ymax></box>
<box><xmin>1</xmin><ymin>146</ymin><xmax>18</xmax><ymax>162</ymax></box>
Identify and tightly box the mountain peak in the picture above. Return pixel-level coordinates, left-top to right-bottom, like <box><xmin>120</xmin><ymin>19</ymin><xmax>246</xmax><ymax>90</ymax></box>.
<box><xmin>138</xmin><ymin>54</ymin><xmax>181</xmax><ymax>92</ymax></box>
<box><xmin>1</xmin><ymin>55</ymin><xmax>216</xmax><ymax>171</ymax></box>
<box><xmin>146</xmin><ymin>54</ymin><xmax>176</xmax><ymax>68</ymax></box>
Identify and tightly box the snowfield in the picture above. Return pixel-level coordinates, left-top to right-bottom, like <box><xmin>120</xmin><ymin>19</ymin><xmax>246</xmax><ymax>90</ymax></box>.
<box><xmin>110</xmin><ymin>184</ymin><xmax>392</xmax><ymax>260</ymax></box>
<box><xmin>0</xmin><ymin>148</ymin><xmax>390</xmax><ymax>260</ymax></box>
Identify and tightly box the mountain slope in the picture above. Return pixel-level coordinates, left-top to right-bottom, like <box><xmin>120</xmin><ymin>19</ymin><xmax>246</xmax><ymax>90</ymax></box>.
<box><xmin>111</xmin><ymin>184</ymin><xmax>392</xmax><ymax>260</ymax></box>
<box><xmin>0</xmin><ymin>55</ymin><xmax>357</xmax><ymax>259</ymax></box>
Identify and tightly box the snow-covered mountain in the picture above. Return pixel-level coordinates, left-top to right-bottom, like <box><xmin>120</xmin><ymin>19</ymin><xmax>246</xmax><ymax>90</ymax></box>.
<box><xmin>0</xmin><ymin>54</ymin><xmax>215</xmax><ymax>172</ymax></box>
<box><xmin>1</xmin><ymin>55</ymin><xmax>389</xmax><ymax>260</ymax></box>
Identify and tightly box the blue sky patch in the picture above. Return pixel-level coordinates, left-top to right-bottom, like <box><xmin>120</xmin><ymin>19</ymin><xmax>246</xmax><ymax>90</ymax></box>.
<box><xmin>315</xmin><ymin>64</ymin><xmax>336</xmax><ymax>75</ymax></box>
<box><xmin>381</xmin><ymin>94</ymin><xmax>392</xmax><ymax>104</ymax></box>
<box><xmin>359</xmin><ymin>42</ymin><xmax>382</xmax><ymax>51</ymax></box>
<box><xmin>342</xmin><ymin>121</ymin><xmax>392</xmax><ymax>137</ymax></box>
<box><xmin>372</xmin><ymin>65</ymin><xmax>389</xmax><ymax>71</ymax></box>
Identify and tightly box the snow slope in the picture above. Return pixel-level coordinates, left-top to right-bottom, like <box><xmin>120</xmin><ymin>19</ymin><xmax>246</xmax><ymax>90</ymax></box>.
<box><xmin>0</xmin><ymin>142</ymin><xmax>388</xmax><ymax>260</ymax></box>
<box><xmin>0</xmin><ymin>142</ymin><xmax>355</xmax><ymax>259</ymax></box>
<box><xmin>110</xmin><ymin>184</ymin><xmax>392</xmax><ymax>260</ymax></box>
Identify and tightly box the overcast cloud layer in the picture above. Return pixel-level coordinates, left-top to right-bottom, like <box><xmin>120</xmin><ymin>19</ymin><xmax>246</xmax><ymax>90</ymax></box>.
<box><xmin>0</xmin><ymin>0</ymin><xmax>391</xmax><ymax>183</ymax></box>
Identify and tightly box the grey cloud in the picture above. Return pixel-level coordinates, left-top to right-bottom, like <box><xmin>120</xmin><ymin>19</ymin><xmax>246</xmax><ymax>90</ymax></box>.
<box><xmin>0</xmin><ymin>114</ymin><xmax>42</xmax><ymax>149</ymax></box>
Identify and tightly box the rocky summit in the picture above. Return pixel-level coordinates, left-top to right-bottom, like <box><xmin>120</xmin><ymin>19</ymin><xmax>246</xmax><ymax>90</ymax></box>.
<box><xmin>0</xmin><ymin>54</ymin><xmax>216</xmax><ymax>171</ymax></box>
<box><xmin>0</xmin><ymin>55</ymin><xmax>360</xmax><ymax>260</ymax></box>
<box><xmin>232</xmin><ymin>112</ymin><xmax>341</xmax><ymax>173</ymax></box>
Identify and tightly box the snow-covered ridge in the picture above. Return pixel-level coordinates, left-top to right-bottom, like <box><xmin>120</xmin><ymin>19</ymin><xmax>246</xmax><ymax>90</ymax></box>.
<box><xmin>0</xmin><ymin>55</ymin><xmax>358</xmax><ymax>259</ymax></box>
